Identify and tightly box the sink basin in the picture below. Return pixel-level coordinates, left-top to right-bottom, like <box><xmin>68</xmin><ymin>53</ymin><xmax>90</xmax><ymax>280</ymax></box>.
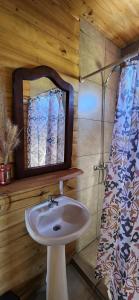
<box><xmin>25</xmin><ymin>196</ymin><xmax>91</xmax><ymax>246</ymax></box>
<box><xmin>25</xmin><ymin>196</ymin><xmax>91</xmax><ymax>300</ymax></box>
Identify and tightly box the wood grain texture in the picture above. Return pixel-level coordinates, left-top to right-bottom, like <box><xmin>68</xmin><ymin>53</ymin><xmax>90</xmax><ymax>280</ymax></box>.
<box><xmin>0</xmin><ymin>168</ymin><xmax>83</xmax><ymax>195</ymax></box>
<box><xmin>58</xmin><ymin>0</ymin><xmax>139</xmax><ymax>48</ymax></box>
<box><xmin>0</xmin><ymin>0</ymin><xmax>79</xmax><ymax>297</ymax></box>
<box><xmin>0</xmin><ymin>168</ymin><xmax>82</xmax><ymax>296</ymax></box>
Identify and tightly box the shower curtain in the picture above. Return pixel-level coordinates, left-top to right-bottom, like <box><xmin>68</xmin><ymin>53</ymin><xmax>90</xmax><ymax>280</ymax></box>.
<box><xmin>96</xmin><ymin>61</ymin><xmax>139</xmax><ymax>300</ymax></box>
<box><xmin>27</xmin><ymin>89</ymin><xmax>65</xmax><ymax>168</ymax></box>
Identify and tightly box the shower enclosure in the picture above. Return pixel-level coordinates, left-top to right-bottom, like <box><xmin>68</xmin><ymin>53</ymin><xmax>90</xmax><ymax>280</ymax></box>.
<box><xmin>72</xmin><ymin>19</ymin><xmax>139</xmax><ymax>299</ymax></box>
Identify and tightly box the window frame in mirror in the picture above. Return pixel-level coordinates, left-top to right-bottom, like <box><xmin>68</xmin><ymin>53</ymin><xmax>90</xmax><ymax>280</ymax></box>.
<box><xmin>13</xmin><ymin>65</ymin><xmax>74</xmax><ymax>179</ymax></box>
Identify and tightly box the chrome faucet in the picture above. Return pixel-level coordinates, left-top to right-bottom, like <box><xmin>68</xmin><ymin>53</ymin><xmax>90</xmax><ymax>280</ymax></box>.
<box><xmin>47</xmin><ymin>194</ymin><xmax>59</xmax><ymax>208</ymax></box>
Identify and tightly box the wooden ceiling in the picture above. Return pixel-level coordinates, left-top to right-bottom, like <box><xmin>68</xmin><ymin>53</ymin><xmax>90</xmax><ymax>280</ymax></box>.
<box><xmin>56</xmin><ymin>0</ymin><xmax>139</xmax><ymax>48</ymax></box>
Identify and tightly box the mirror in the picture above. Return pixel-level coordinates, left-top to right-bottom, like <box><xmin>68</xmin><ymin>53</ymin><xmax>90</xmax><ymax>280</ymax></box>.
<box><xmin>23</xmin><ymin>78</ymin><xmax>66</xmax><ymax>168</ymax></box>
<box><xmin>13</xmin><ymin>66</ymin><xmax>74</xmax><ymax>179</ymax></box>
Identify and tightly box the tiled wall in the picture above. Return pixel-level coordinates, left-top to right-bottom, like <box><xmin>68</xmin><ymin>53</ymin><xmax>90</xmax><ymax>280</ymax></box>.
<box><xmin>66</xmin><ymin>18</ymin><xmax>121</xmax><ymax>251</ymax></box>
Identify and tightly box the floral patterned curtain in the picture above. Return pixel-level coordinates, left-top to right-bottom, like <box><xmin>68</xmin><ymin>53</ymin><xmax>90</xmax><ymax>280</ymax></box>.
<box><xmin>27</xmin><ymin>89</ymin><xmax>65</xmax><ymax>168</ymax></box>
<box><xmin>96</xmin><ymin>61</ymin><xmax>139</xmax><ymax>300</ymax></box>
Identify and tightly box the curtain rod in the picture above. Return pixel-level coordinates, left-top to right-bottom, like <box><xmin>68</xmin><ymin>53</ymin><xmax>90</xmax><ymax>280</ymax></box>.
<box><xmin>80</xmin><ymin>49</ymin><xmax>139</xmax><ymax>82</ymax></box>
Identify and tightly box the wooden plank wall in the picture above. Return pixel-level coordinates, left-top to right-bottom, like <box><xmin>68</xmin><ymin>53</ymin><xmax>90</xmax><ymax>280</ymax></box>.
<box><xmin>0</xmin><ymin>0</ymin><xmax>79</xmax><ymax>298</ymax></box>
<box><xmin>56</xmin><ymin>0</ymin><xmax>139</xmax><ymax>48</ymax></box>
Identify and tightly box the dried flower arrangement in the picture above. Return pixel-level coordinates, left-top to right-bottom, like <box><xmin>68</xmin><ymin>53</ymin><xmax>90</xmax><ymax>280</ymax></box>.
<box><xmin>0</xmin><ymin>118</ymin><xmax>20</xmax><ymax>165</ymax></box>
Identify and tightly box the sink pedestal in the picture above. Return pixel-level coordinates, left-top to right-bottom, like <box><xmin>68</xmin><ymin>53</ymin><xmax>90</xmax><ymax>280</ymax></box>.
<box><xmin>47</xmin><ymin>245</ymin><xmax>68</xmax><ymax>300</ymax></box>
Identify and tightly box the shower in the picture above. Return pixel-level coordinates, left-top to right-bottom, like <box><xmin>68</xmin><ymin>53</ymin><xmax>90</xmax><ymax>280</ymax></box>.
<box><xmin>93</xmin><ymin>65</ymin><xmax>120</xmax><ymax>184</ymax></box>
<box><xmin>80</xmin><ymin>50</ymin><xmax>138</xmax><ymax>184</ymax></box>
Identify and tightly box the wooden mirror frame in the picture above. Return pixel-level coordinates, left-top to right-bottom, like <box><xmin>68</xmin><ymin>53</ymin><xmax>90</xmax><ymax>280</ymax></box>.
<box><xmin>13</xmin><ymin>65</ymin><xmax>74</xmax><ymax>179</ymax></box>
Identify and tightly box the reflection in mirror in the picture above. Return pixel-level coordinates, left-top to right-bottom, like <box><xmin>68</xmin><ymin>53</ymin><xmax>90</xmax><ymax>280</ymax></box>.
<box><xmin>23</xmin><ymin>78</ymin><xmax>66</xmax><ymax>169</ymax></box>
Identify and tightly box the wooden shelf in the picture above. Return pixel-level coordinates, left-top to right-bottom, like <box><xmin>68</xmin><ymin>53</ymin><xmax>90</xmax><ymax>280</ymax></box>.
<box><xmin>0</xmin><ymin>168</ymin><xmax>83</xmax><ymax>195</ymax></box>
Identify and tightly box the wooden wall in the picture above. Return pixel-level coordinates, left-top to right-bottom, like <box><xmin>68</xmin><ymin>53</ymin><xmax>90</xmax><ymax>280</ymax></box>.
<box><xmin>0</xmin><ymin>0</ymin><xmax>79</xmax><ymax>298</ymax></box>
<box><xmin>57</xmin><ymin>0</ymin><xmax>139</xmax><ymax>48</ymax></box>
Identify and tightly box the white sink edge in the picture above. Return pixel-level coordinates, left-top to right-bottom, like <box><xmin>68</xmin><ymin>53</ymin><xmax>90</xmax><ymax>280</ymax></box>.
<box><xmin>25</xmin><ymin>209</ymin><xmax>91</xmax><ymax>246</ymax></box>
<box><xmin>25</xmin><ymin>195</ymin><xmax>92</xmax><ymax>246</ymax></box>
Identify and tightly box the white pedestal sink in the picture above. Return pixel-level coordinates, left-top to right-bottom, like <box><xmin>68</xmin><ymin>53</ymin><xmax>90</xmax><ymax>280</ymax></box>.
<box><xmin>25</xmin><ymin>196</ymin><xmax>91</xmax><ymax>300</ymax></box>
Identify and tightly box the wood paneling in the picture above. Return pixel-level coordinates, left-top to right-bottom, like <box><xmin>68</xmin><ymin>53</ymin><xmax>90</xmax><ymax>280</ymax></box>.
<box><xmin>0</xmin><ymin>168</ymin><xmax>83</xmax><ymax>195</ymax></box>
<box><xmin>0</xmin><ymin>0</ymin><xmax>79</xmax><ymax>297</ymax></box>
<box><xmin>59</xmin><ymin>0</ymin><xmax>139</xmax><ymax>48</ymax></box>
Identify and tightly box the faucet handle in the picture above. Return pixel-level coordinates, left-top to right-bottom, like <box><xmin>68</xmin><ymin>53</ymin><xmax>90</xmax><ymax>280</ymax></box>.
<box><xmin>48</xmin><ymin>194</ymin><xmax>61</xmax><ymax>201</ymax></box>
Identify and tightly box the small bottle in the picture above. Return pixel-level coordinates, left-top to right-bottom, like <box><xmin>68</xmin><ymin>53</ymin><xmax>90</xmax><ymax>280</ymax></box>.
<box><xmin>0</xmin><ymin>163</ymin><xmax>11</xmax><ymax>185</ymax></box>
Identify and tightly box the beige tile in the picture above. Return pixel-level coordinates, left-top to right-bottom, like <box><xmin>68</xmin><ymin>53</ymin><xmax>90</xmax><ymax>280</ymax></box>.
<box><xmin>104</xmin><ymin>122</ymin><xmax>113</xmax><ymax>153</ymax></box>
<box><xmin>77</xmin><ymin>213</ymin><xmax>97</xmax><ymax>251</ymax></box>
<box><xmin>104</xmin><ymin>51</ymin><xmax>120</xmax><ymax>91</ymax></box>
<box><xmin>77</xmin><ymin>185</ymin><xmax>99</xmax><ymax>214</ymax></box>
<box><xmin>67</xmin><ymin>265</ymin><xmax>95</xmax><ymax>300</ymax></box>
<box><xmin>98</xmin><ymin>184</ymin><xmax>105</xmax><ymax>211</ymax></box>
<box><xmin>97</xmin><ymin>210</ymin><xmax>103</xmax><ymax>238</ymax></box>
<box><xmin>72</xmin><ymin>153</ymin><xmax>110</xmax><ymax>188</ymax></box>
<box><xmin>104</xmin><ymin>152</ymin><xmax>110</xmax><ymax>164</ymax></box>
<box><xmin>65</xmin><ymin>173</ymin><xmax>99</xmax><ymax>193</ymax></box>
<box><xmin>78</xmin><ymin>81</ymin><xmax>102</xmax><ymax>120</ymax></box>
<box><xmin>78</xmin><ymin>239</ymin><xmax>99</xmax><ymax>268</ymax></box>
<box><xmin>80</xmin><ymin>18</ymin><xmax>105</xmax><ymax>47</ymax></box>
<box><xmin>77</xmin><ymin>119</ymin><xmax>101</xmax><ymax>156</ymax></box>
<box><xmin>73</xmin><ymin>153</ymin><xmax>101</xmax><ymax>173</ymax></box>
<box><xmin>73</xmin><ymin>252</ymin><xmax>99</xmax><ymax>286</ymax></box>
<box><xmin>80</xmin><ymin>31</ymin><xmax>104</xmax><ymax>58</ymax></box>
<box><xmin>80</xmin><ymin>52</ymin><xmax>104</xmax><ymax>85</ymax></box>
<box><xmin>73</xmin><ymin>240</ymin><xmax>109</xmax><ymax>299</ymax></box>
<box><xmin>65</xmin><ymin>185</ymin><xmax>98</xmax><ymax>215</ymax></box>
<box><xmin>80</xmin><ymin>20</ymin><xmax>105</xmax><ymax>85</ymax></box>
<box><xmin>105</xmin><ymin>38</ymin><xmax>121</xmax><ymax>58</ymax></box>
<box><xmin>105</xmin><ymin>87</ymin><xmax>117</xmax><ymax>123</ymax></box>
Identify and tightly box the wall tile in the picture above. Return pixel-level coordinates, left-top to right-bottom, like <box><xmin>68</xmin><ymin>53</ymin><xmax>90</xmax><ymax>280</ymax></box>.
<box><xmin>98</xmin><ymin>183</ymin><xmax>105</xmax><ymax>211</ymax></box>
<box><xmin>79</xmin><ymin>185</ymin><xmax>99</xmax><ymax>214</ymax></box>
<box><xmin>104</xmin><ymin>50</ymin><xmax>120</xmax><ymax>91</ymax></box>
<box><xmin>105</xmin><ymin>39</ymin><xmax>121</xmax><ymax>58</ymax></box>
<box><xmin>97</xmin><ymin>210</ymin><xmax>103</xmax><ymax>238</ymax></box>
<box><xmin>65</xmin><ymin>175</ymin><xmax>99</xmax><ymax>194</ymax></box>
<box><xmin>78</xmin><ymin>239</ymin><xmax>99</xmax><ymax>268</ymax></box>
<box><xmin>77</xmin><ymin>119</ymin><xmax>101</xmax><ymax>156</ymax></box>
<box><xmin>105</xmin><ymin>87</ymin><xmax>117</xmax><ymax>123</ymax></box>
<box><xmin>80</xmin><ymin>52</ymin><xmax>104</xmax><ymax>85</ymax></box>
<box><xmin>80</xmin><ymin>18</ymin><xmax>105</xmax><ymax>49</ymax></box>
<box><xmin>104</xmin><ymin>122</ymin><xmax>113</xmax><ymax>153</ymax></box>
<box><xmin>77</xmin><ymin>213</ymin><xmax>97</xmax><ymax>251</ymax></box>
<box><xmin>80</xmin><ymin>31</ymin><xmax>104</xmax><ymax>58</ymax></box>
<box><xmin>65</xmin><ymin>185</ymin><xmax>98</xmax><ymax>215</ymax></box>
<box><xmin>77</xmin><ymin>20</ymin><xmax>120</xmax><ymax>251</ymax></box>
<box><xmin>66</xmin><ymin>154</ymin><xmax>101</xmax><ymax>191</ymax></box>
<box><xmin>78</xmin><ymin>80</ymin><xmax>102</xmax><ymax>120</ymax></box>
<box><xmin>73</xmin><ymin>153</ymin><xmax>101</xmax><ymax>179</ymax></box>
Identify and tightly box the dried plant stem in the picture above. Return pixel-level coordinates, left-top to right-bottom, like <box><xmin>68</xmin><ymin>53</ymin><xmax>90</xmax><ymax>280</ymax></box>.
<box><xmin>0</xmin><ymin>118</ymin><xmax>20</xmax><ymax>165</ymax></box>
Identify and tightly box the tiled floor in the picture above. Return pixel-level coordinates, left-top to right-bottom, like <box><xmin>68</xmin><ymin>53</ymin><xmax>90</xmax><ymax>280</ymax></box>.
<box><xmin>73</xmin><ymin>239</ymin><xmax>108</xmax><ymax>300</ymax></box>
<box><xmin>77</xmin><ymin>239</ymin><xmax>99</xmax><ymax>268</ymax></box>
<box><xmin>32</xmin><ymin>264</ymin><xmax>101</xmax><ymax>300</ymax></box>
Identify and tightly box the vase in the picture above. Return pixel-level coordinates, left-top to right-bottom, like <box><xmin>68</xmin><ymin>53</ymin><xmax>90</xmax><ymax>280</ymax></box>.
<box><xmin>0</xmin><ymin>163</ymin><xmax>12</xmax><ymax>185</ymax></box>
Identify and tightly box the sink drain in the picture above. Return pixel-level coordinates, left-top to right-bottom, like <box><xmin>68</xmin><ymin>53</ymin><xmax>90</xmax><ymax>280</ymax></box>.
<box><xmin>53</xmin><ymin>224</ymin><xmax>61</xmax><ymax>231</ymax></box>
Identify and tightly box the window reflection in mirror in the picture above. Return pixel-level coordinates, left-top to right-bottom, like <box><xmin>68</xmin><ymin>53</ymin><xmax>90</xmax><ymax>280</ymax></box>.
<box><xmin>23</xmin><ymin>78</ymin><xmax>66</xmax><ymax>169</ymax></box>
